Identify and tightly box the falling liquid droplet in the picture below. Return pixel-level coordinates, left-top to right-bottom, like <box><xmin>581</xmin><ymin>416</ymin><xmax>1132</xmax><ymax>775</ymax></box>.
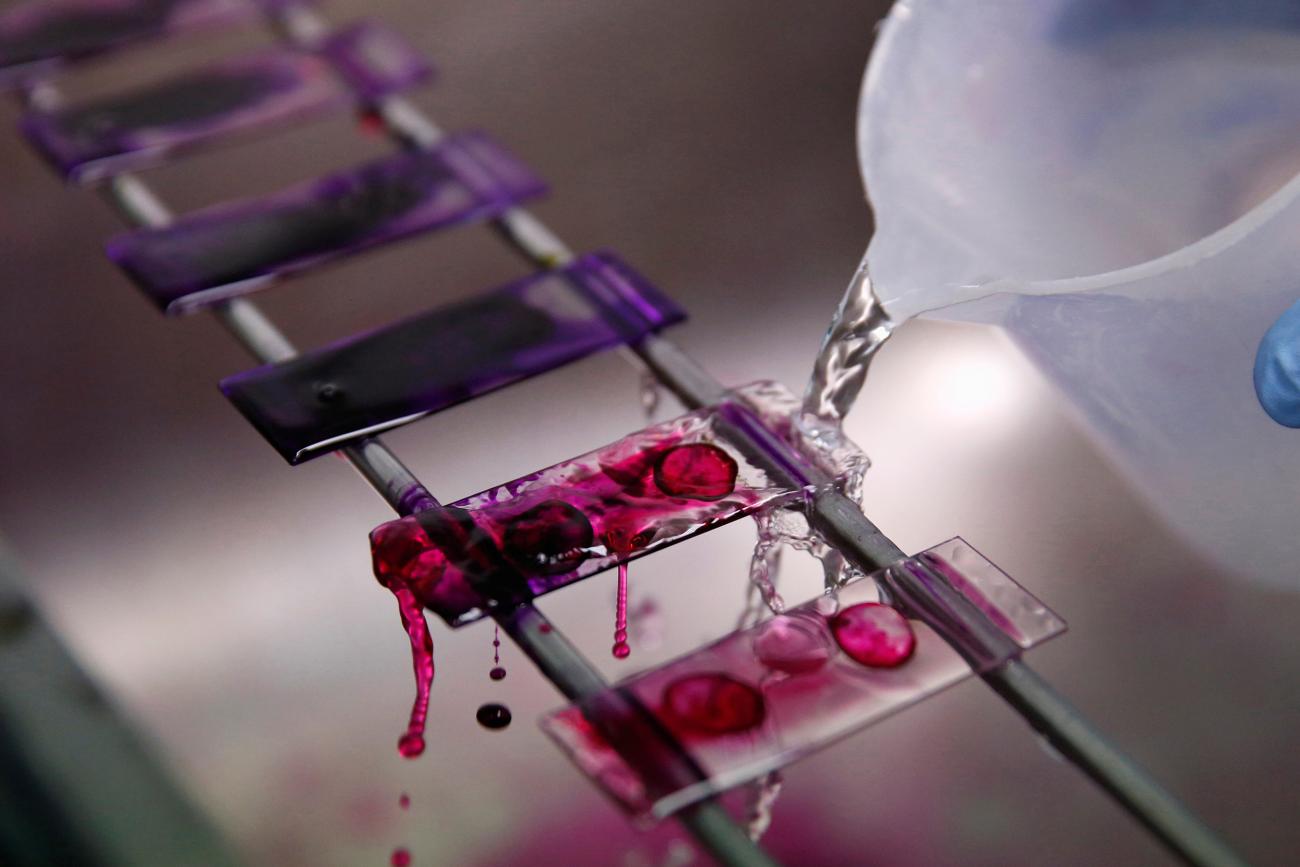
<box><xmin>476</xmin><ymin>703</ymin><xmax>512</xmax><ymax>730</ymax></box>
<box><xmin>612</xmin><ymin>561</ymin><xmax>631</xmax><ymax>659</ymax></box>
<box><xmin>398</xmin><ymin>793</ymin><xmax>410</xmax><ymax>810</ymax></box>
<box><xmin>392</xmin><ymin>588</ymin><xmax>434</xmax><ymax>759</ymax></box>
<box><xmin>740</xmin><ymin>511</ymin><xmax>787</xmax><ymax>630</ymax></box>
<box><xmin>390</xmin><ymin>846</ymin><xmax>411</xmax><ymax>866</ymax></box>
<box><xmin>745</xmin><ymin>770</ymin><xmax>784</xmax><ymax>842</ymax></box>
<box><xmin>489</xmin><ymin>625</ymin><xmax>506</xmax><ymax>680</ymax></box>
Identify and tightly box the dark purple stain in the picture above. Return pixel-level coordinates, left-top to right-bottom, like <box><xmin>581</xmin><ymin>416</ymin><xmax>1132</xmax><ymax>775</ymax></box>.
<box><xmin>107</xmin><ymin>133</ymin><xmax>545</xmax><ymax>312</ymax></box>
<box><xmin>653</xmin><ymin>443</ymin><xmax>738</xmax><ymax>500</ymax></box>
<box><xmin>502</xmin><ymin>500</ymin><xmax>594</xmax><ymax>576</ymax></box>
<box><xmin>221</xmin><ymin>252</ymin><xmax>685</xmax><ymax>464</ymax></box>
<box><xmin>0</xmin><ymin>0</ymin><xmax>245</xmax><ymax>72</ymax></box>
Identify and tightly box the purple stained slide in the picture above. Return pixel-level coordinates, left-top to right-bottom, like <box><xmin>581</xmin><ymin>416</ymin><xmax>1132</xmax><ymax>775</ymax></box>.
<box><xmin>220</xmin><ymin>252</ymin><xmax>687</xmax><ymax>465</ymax></box>
<box><xmin>541</xmin><ymin>538</ymin><xmax>1066</xmax><ymax>819</ymax></box>
<box><xmin>368</xmin><ymin>381</ymin><xmax>867</xmax><ymax>626</ymax></box>
<box><xmin>20</xmin><ymin>20</ymin><xmax>431</xmax><ymax>182</ymax></box>
<box><xmin>107</xmin><ymin>132</ymin><xmax>546</xmax><ymax>313</ymax></box>
<box><xmin>0</xmin><ymin>0</ymin><xmax>260</xmax><ymax>86</ymax></box>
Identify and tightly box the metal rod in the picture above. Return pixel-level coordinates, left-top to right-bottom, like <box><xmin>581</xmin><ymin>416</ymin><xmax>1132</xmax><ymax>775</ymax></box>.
<box><xmin>986</xmin><ymin>661</ymin><xmax>1249</xmax><ymax>867</ymax></box>
<box><xmin>815</xmin><ymin>491</ymin><xmax>1248</xmax><ymax>867</ymax></box>
<box><xmin>60</xmin><ymin>8</ymin><xmax>1247</xmax><ymax>864</ymax></box>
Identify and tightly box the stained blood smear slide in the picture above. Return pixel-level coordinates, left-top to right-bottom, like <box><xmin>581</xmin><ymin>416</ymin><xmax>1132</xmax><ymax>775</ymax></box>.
<box><xmin>370</xmin><ymin>381</ymin><xmax>852</xmax><ymax>627</ymax></box>
<box><xmin>541</xmin><ymin>538</ymin><xmax>1066</xmax><ymax>819</ymax></box>
<box><xmin>108</xmin><ymin>132</ymin><xmax>545</xmax><ymax>313</ymax></box>
<box><xmin>368</xmin><ymin>381</ymin><xmax>866</xmax><ymax>757</ymax></box>
<box><xmin>20</xmin><ymin>21</ymin><xmax>429</xmax><ymax>182</ymax></box>
<box><xmin>0</xmin><ymin>0</ymin><xmax>254</xmax><ymax>84</ymax></box>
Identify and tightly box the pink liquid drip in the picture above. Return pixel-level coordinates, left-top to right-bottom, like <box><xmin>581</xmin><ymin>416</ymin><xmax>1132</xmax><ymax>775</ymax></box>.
<box><xmin>390</xmin><ymin>846</ymin><xmax>411</xmax><ymax>866</ymax></box>
<box><xmin>393</xmin><ymin>587</ymin><xmax>434</xmax><ymax>758</ymax></box>
<box><xmin>398</xmin><ymin>792</ymin><xmax>410</xmax><ymax>810</ymax></box>
<box><xmin>612</xmin><ymin>561</ymin><xmax>630</xmax><ymax>659</ymax></box>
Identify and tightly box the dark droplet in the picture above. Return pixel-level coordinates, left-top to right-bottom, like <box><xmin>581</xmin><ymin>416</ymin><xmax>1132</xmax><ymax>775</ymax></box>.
<box><xmin>653</xmin><ymin>444</ymin><xmax>738</xmax><ymax>500</ymax></box>
<box><xmin>501</xmin><ymin>499</ymin><xmax>593</xmax><ymax>575</ymax></box>
<box><xmin>475</xmin><ymin>703</ymin><xmax>512</xmax><ymax>730</ymax></box>
<box><xmin>488</xmin><ymin>666</ymin><xmax>507</xmax><ymax>681</ymax></box>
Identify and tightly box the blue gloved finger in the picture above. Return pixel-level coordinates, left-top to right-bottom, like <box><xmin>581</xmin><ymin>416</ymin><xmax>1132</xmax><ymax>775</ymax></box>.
<box><xmin>1254</xmin><ymin>298</ymin><xmax>1300</xmax><ymax>427</ymax></box>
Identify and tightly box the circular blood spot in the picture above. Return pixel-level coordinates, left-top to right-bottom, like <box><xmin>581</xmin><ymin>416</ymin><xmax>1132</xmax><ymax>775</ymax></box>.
<box><xmin>752</xmin><ymin>615</ymin><xmax>834</xmax><ymax>675</ymax></box>
<box><xmin>488</xmin><ymin>666</ymin><xmax>507</xmax><ymax>681</ymax></box>
<box><xmin>662</xmin><ymin>673</ymin><xmax>765</xmax><ymax>735</ymax></box>
<box><xmin>829</xmin><ymin>603</ymin><xmax>916</xmax><ymax>668</ymax></box>
<box><xmin>390</xmin><ymin>847</ymin><xmax>411</xmax><ymax>867</ymax></box>
<box><xmin>653</xmin><ymin>444</ymin><xmax>738</xmax><ymax>500</ymax></box>
<box><xmin>476</xmin><ymin>703</ymin><xmax>512</xmax><ymax>730</ymax></box>
<box><xmin>501</xmin><ymin>500</ymin><xmax>593</xmax><ymax>575</ymax></box>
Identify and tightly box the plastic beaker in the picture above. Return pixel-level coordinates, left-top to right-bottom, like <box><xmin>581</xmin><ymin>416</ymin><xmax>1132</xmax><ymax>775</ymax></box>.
<box><xmin>859</xmin><ymin>0</ymin><xmax>1300</xmax><ymax>587</ymax></box>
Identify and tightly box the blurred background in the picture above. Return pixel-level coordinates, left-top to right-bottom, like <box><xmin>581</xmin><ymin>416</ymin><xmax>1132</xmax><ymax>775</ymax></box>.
<box><xmin>1</xmin><ymin>1</ymin><xmax>1298</xmax><ymax>865</ymax></box>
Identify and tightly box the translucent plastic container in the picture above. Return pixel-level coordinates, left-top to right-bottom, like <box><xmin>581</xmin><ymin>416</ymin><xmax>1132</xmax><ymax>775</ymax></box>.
<box><xmin>859</xmin><ymin>0</ymin><xmax>1300</xmax><ymax>587</ymax></box>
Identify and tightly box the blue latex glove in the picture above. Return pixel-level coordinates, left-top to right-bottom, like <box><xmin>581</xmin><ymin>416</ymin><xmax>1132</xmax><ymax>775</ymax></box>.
<box><xmin>1255</xmin><ymin>299</ymin><xmax>1300</xmax><ymax>427</ymax></box>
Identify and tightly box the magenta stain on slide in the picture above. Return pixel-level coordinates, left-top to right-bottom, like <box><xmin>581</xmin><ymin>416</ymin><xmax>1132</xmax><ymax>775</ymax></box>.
<box><xmin>653</xmin><ymin>443</ymin><xmax>738</xmax><ymax>500</ymax></box>
<box><xmin>662</xmin><ymin>673</ymin><xmax>765</xmax><ymax>736</ymax></box>
<box><xmin>829</xmin><ymin>602</ymin><xmax>916</xmax><ymax>668</ymax></box>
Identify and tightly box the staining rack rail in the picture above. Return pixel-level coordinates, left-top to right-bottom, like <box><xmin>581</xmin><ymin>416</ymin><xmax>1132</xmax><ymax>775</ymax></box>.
<box><xmin>3</xmin><ymin>2</ymin><xmax>1247</xmax><ymax>866</ymax></box>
